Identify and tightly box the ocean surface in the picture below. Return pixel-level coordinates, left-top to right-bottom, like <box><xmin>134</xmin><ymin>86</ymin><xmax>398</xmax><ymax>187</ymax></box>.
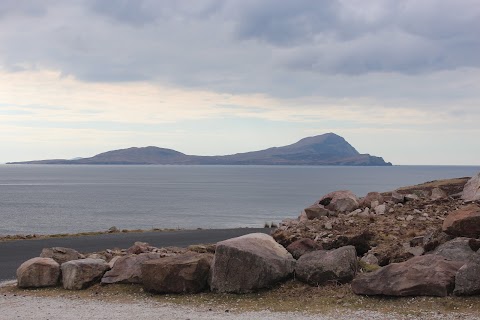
<box><xmin>1</xmin><ymin>165</ymin><xmax>479</xmax><ymax>235</ymax></box>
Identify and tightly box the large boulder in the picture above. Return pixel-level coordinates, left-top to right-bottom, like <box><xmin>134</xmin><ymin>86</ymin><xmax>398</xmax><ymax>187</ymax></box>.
<box><xmin>101</xmin><ymin>253</ymin><xmax>162</xmax><ymax>284</ymax></box>
<box><xmin>442</xmin><ymin>204</ymin><xmax>480</xmax><ymax>237</ymax></box>
<box><xmin>361</xmin><ymin>192</ymin><xmax>384</xmax><ymax>208</ymax></box>
<box><xmin>142</xmin><ymin>252</ymin><xmax>213</xmax><ymax>294</ymax></box>
<box><xmin>210</xmin><ymin>233</ymin><xmax>295</xmax><ymax>293</ymax></box>
<box><xmin>61</xmin><ymin>258</ymin><xmax>110</xmax><ymax>290</ymax></box>
<box><xmin>461</xmin><ymin>172</ymin><xmax>480</xmax><ymax>202</ymax></box>
<box><xmin>432</xmin><ymin>237</ymin><xmax>475</xmax><ymax>262</ymax></box>
<box><xmin>295</xmin><ymin>246</ymin><xmax>358</xmax><ymax>286</ymax></box>
<box><xmin>17</xmin><ymin>257</ymin><xmax>60</xmax><ymax>288</ymax></box>
<box><xmin>454</xmin><ymin>252</ymin><xmax>480</xmax><ymax>296</ymax></box>
<box><xmin>318</xmin><ymin>190</ymin><xmax>359</xmax><ymax>213</ymax></box>
<box><xmin>40</xmin><ymin>247</ymin><xmax>84</xmax><ymax>265</ymax></box>
<box><xmin>286</xmin><ymin>238</ymin><xmax>322</xmax><ymax>259</ymax></box>
<box><xmin>351</xmin><ymin>255</ymin><xmax>464</xmax><ymax>297</ymax></box>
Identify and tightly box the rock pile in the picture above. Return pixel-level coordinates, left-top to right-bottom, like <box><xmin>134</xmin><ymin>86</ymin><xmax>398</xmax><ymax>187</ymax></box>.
<box><xmin>15</xmin><ymin>173</ymin><xmax>480</xmax><ymax>299</ymax></box>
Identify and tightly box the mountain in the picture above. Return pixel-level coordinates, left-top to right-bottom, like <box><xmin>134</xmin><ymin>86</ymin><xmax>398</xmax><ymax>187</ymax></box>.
<box><xmin>7</xmin><ymin>133</ymin><xmax>392</xmax><ymax>166</ymax></box>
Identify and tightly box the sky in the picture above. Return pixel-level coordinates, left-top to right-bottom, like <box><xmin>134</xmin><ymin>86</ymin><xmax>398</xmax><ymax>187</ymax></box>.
<box><xmin>1</xmin><ymin>0</ymin><xmax>479</xmax><ymax>165</ymax></box>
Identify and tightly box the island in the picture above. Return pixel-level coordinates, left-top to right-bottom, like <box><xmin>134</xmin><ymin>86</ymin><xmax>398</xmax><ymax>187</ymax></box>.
<box><xmin>8</xmin><ymin>133</ymin><xmax>392</xmax><ymax>166</ymax></box>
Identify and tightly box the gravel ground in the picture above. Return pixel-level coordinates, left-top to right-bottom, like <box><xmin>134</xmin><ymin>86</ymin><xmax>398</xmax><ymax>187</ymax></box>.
<box><xmin>1</xmin><ymin>281</ymin><xmax>478</xmax><ymax>320</ymax></box>
<box><xmin>0</xmin><ymin>293</ymin><xmax>476</xmax><ymax>320</ymax></box>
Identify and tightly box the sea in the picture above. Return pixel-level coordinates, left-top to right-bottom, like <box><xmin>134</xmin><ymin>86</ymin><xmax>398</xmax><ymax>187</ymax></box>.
<box><xmin>1</xmin><ymin>165</ymin><xmax>479</xmax><ymax>235</ymax></box>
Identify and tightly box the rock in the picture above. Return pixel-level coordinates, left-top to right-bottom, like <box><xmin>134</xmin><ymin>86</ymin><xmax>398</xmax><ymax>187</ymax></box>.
<box><xmin>375</xmin><ymin>204</ymin><xmax>386</xmax><ymax>215</ymax></box>
<box><xmin>295</xmin><ymin>246</ymin><xmax>358</xmax><ymax>286</ymax></box>
<box><xmin>423</xmin><ymin>229</ymin><xmax>453</xmax><ymax>252</ymax></box>
<box><xmin>318</xmin><ymin>190</ymin><xmax>359</xmax><ymax>213</ymax></box>
<box><xmin>431</xmin><ymin>188</ymin><xmax>448</xmax><ymax>200</ymax></box>
<box><xmin>454</xmin><ymin>252</ymin><xmax>480</xmax><ymax>295</ymax></box>
<box><xmin>442</xmin><ymin>204</ymin><xmax>480</xmax><ymax>237</ymax></box>
<box><xmin>409</xmin><ymin>236</ymin><xmax>424</xmax><ymax>247</ymax></box>
<box><xmin>126</xmin><ymin>241</ymin><xmax>151</xmax><ymax>255</ymax></box>
<box><xmin>40</xmin><ymin>247</ymin><xmax>84</xmax><ymax>265</ymax></box>
<box><xmin>61</xmin><ymin>258</ymin><xmax>110</xmax><ymax>290</ymax></box>
<box><xmin>403</xmin><ymin>243</ymin><xmax>424</xmax><ymax>256</ymax></box>
<box><xmin>391</xmin><ymin>191</ymin><xmax>405</xmax><ymax>204</ymax></box>
<box><xmin>286</xmin><ymin>238</ymin><xmax>322</xmax><ymax>259</ymax></box>
<box><xmin>358</xmin><ymin>207</ymin><xmax>370</xmax><ymax>217</ymax></box>
<box><xmin>324</xmin><ymin>221</ymin><xmax>333</xmax><ymax>230</ymax></box>
<box><xmin>405</xmin><ymin>194</ymin><xmax>420</xmax><ymax>202</ymax></box>
<box><xmin>108</xmin><ymin>226</ymin><xmax>119</xmax><ymax>233</ymax></box>
<box><xmin>142</xmin><ymin>252</ymin><xmax>213</xmax><ymax>294</ymax></box>
<box><xmin>210</xmin><ymin>233</ymin><xmax>295</xmax><ymax>293</ymax></box>
<box><xmin>361</xmin><ymin>253</ymin><xmax>379</xmax><ymax>266</ymax></box>
<box><xmin>351</xmin><ymin>255</ymin><xmax>463</xmax><ymax>297</ymax></box>
<box><xmin>461</xmin><ymin>172</ymin><xmax>480</xmax><ymax>202</ymax></box>
<box><xmin>101</xmin><ymin>253</ymin><xmax>162</xmax><ymax>284</ymax></box>
<box><xmin>432</xmin><ymin>237</ymin><xmax>475</xmax><ymax>262</ymax></box>
<box><xmin>17</xmin><ymin>257</ymin><xmax>60</xmax><ymax>288</ymax></box>
<box><xmin>361</xmin><ymin>192</ymin><xmax>384</xmax><ymax>208</ymax></box>
<box><xmin>301</xmin><ymin>204</ymin><xmax>331</xmax><ymax>220</ymax></box>
<box><xmin>108</xmin><ymin>256</ymin><xmax>121</xmax><ymax>269</ymax></box>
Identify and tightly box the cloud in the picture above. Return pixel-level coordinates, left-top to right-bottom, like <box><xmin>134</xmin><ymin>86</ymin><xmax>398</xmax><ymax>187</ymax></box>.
<box><xmin>0</xmin><ymin>0</ymin><xmax>478</xmax><ymax>97</ymax></box>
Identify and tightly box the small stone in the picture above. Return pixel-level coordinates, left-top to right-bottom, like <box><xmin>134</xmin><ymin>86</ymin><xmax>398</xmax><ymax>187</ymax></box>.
<box><xmin>324</xmin><ymin>222</ymin><xmax>333</xmax><ymax>230</ymax></box>
<box><xmin>406</xmin><ymin>215</ymin><xmax>414</xmax><ymax>221</ymax></box>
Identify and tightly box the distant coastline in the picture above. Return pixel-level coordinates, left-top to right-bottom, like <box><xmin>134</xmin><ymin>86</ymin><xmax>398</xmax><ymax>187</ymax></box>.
<box><xmin>7</xmin><ymin>133</ymin><xmax>392</xmax><ymax>166</ymax></box>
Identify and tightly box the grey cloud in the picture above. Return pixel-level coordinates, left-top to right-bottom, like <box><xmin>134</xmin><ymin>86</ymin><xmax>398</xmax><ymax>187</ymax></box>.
<box><xmin>0</xmin><ymin>0</ymin><xmax>479</xmax><ymax>99</ymax></box>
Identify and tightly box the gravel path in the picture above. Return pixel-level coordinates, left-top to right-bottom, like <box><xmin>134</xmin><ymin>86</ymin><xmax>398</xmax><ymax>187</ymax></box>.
<box><xmin>0</xmin><ymin>293</ymin><xmax>476</xmax><ymax>320</ymax></box>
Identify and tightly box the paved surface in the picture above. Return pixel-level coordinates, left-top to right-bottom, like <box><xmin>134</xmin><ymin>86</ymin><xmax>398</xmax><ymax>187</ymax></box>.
<box><xmin>0</xmin><ymin>228</ymin><xmax>270</xmax><ymax>281</ymax></box>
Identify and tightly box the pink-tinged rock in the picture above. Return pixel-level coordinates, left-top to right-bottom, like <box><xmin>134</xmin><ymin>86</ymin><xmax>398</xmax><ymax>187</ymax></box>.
<box><xmin>351</xmin><ymin>255</ymin><xmax>464</xmax><ymax>297</ymax></box>
<box><xmin>361</xmin><ymin>192</ymin><xmax>384</xmax><ymax>208</ymax></box>
<box><xmin>40</xmin><ymin>247</ymin><xmax>84</xmax><ymax>265</ymax></box>
<box><xmin>62</xmin><ymin>258</ymin><xmax>110</xmax><ymax>290</ymax></box>
<box><xmin>210</xmin><ymin>233</ymin><xmax>295</xmax><ymax>293</ymax></box>
<box><xmin>142</xmin><ymin>252</ymin><xmax>213</xmax><ymax>294</ymax></box>
<box><xmin>318</xmin><ymin>190</ymin><xmax>359</xmax><ymax>213</ymax></box>
<box><xmin>101</xmin><ymin>253</ymin><xmax>162</xmax><ymax>284</ymax></box>
<box><xmin>295</xmin><ymin>246</ymin><xmax>358</xmax><ymax>286</ymax></box>
<box><xmin>462</xmin><ymin>173</ymin><xmax>480</xmax><ymax>202</ymax></box>
<box><xmin>17</xmin><ymin>257</ymin><xmax>60</xmax><ymax>288</ymax></box>
<box><xmin>126</xmin><ymin>241</ymin><xmax>151</xmax><ymax>255</ymax></box>
<box><xmin>442</xmin><ymin>204</ymin><xmax>480</xmax><ymax>237</ymax></box>
<box><xmin>286</xmin><ymin>238</ymin><xmax>322</xmax><ymax>259</ymax></box>
<box><xmin>301</xmin><ymin>204</ymin><xmax>331</xmax><ymax>220</ymax></box>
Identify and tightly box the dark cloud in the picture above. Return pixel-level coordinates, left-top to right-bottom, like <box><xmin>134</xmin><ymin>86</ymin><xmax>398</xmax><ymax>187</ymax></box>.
<box><xmin>0</xmin><ymin>0</ymin><xmax>479</xmax><ymax>97</ymax></box>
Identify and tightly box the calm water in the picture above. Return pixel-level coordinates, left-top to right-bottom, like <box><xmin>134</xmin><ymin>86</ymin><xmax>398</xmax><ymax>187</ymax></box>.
<box><xmin>1</xmin><ymin>165</ymin><xmax>479</xmax><ymax>235</ymax></box>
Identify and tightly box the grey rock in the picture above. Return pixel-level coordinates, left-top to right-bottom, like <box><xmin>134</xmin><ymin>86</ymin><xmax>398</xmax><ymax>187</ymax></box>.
<box><xmin>454</xmin><ymin>251</ymin><xmax>480</xmax><ymax>295</ymax></box>
<box><xmin>432</xmin><ymin>237</ymin><xmax>475</xmax><ymax>262</ymax></box>
<box><xmin>17</xmin><ymin>257</ymin><xmax>60</xmax><ymax>288</ymax></box>
<box><xmin>61</xmin><ymin>258</ymin><xmax>110</xmax><ymax>290</ymax></box>
<box><xmin>210</xmin><ymin>233</ymin><xmax>295</xmax><ymax>293</ymax></box>
<box><xmin>295</xmin><ymin>246</ymin><xmax>358</xmax><ymax>286</ymax></box>
<box><xmin>461</xmin><ymin>172</ymin><xmax>480</xmax><ymax>202</ymax></box>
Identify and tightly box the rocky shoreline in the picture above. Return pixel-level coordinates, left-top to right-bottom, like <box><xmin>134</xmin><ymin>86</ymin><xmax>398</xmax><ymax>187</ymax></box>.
<box><xmin>6</xmin><ymin>172</ymin><xmax>480</xmax><ymax>315</ymax></box>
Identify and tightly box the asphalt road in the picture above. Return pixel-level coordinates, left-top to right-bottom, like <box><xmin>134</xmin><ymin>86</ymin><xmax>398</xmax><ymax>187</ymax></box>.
<box><xmin>0</xmin><ymin>228</ymin><xmax>270</xmax><ymax>281</ymax></box>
